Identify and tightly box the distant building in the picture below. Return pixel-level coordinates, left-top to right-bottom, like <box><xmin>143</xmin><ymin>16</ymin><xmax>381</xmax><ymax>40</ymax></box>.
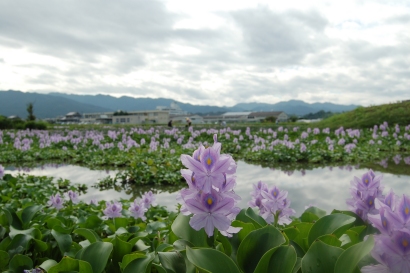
<box><xmin>112</xmin><ymin>110</ymin><xmax>169</xmax><ymax>125</ymax></box>
<box><xmin>248</xmin><ymin>111</ymin><xmax>288</xmax><ymax>122</ymax></box>
<box><xmin>7</xmin><ymin>115</ymin><xmax>21</xmax><ymax>120</ymax></box>
<box><xmin>171</xmin><ymin>115</ymin><xmax>204</xmax><ymax>124</ymax></box>
<box><xmin>156</xmin><ymin>102</ymin><xmax>187</xmax><ymax>116</ymax></box>
<box><xmin>60</xmin><ymin>112</ymin><xmax>82</xmax><ymax>123</ymax></box>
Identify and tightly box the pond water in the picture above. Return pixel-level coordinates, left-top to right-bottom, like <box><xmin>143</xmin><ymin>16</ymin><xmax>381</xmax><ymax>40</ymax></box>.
<box><xmin>4</xmin><ymin>160</ymin><xmax>410</xmax><ymax>216</ymax></box>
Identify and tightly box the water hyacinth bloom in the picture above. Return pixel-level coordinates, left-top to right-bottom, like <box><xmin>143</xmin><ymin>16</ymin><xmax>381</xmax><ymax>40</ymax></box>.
<box><xmin>48</xmin><ymin>193</ymin><xmax>64</xmax><ymax>210</ymax></box>
<box><xmin>249</xmin><ymin>182</ymin><xmax>295</xmax><ymax>225</ymax></box>
<box><xmin>65</xmin><ymin>190</ymin><xmax>80</xmax><ymax>204</ymax></box>
<box><xmin>141</xmin><ymin>191</ymin><xmax>157</xmax><ymax>208</ymax></box>
<box><xmin>104</xmin><ymin>201</ymin><xmax>123</xmax><ymax>218</ymax></box>
<box><xmin>129</xmin><ymin>199</ymin><xmax>147</xmax><ymax>220</ymax></box>
<box><xmin>346</xmin><ymin>170</ymin><xmax>383</xmax><ymax>222</ymax></box>
<box><xmin>178</xmin><ymin>134</ymin><xmax>241</xmax><ymax>237</ymax></box>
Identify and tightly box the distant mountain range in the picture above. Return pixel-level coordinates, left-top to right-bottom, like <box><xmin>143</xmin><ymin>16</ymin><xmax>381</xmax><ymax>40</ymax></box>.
<box><xmin>0</xmin><ymin>90</ymin><xmax>360</xmax><ymax>119</ymax></box>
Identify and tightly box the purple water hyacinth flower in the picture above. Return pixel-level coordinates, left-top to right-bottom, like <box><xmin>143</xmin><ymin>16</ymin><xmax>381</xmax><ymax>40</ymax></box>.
<box><xmin>65</xmin><ymin>190</ymin><xmax>80</xmax><ymax>204</ymax></box>
<box><xmin>129</xmin><ymin>199</ymin><xmax>148</xmax><ymax>220</ymax></box>
<box><xmin>0</xmin><ymin>164</ymin><xmax>4</xmax><ymax>179</ymax></box>
<box><xmin>361</xmin><ymin>230</ymin><xmax>410</xmax><ymax>273</ymax></box>
<box><xmin>48</xmin><ymin>193</ymin><xmax>64</xmax><ymax>210</ymax></box>
<box><xmin>180</xmin><ymin>144</ymin><xmax>232</xmax><ymax>193</ymax></box>
<box><xmin>185</xmin><ymin>189</ymin><xmax>237</xmax><ymax>237</ymax></box>
<box><xmin>104</xmin><ymin>201</ymin><xmax>122</xmax><ymax>218</ymax></box>
<box><xmin>141</xmin><ymin>191</ymin><xmax>156</xmax><ymax>208</ymax></box>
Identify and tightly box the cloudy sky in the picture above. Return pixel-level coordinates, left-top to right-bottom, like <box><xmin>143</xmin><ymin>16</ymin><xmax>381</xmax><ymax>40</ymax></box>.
<box><xmin>0</xmin><ymin>0</ymin><xmax>409</xmax><ymax>107</ymax></box>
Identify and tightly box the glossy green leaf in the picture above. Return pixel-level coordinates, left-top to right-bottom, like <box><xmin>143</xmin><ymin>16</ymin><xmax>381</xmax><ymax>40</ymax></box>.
<box><xmin>51</xmin><ymin>228</ymin><xmax>72</xmax><ymax>255</ymax></box>
<box><xmin>186</xmin><ymin>246</ymin><xmax>241</xmax><ymax>273</ymax></box>
<box><xmin>112</xmin><ymin>236</ymin><xmax>133</xmax><ymax>267</ymax></box>
<box><xmin>9</xmin><ymin>226</ymin><xmax>41</xmax><ymax>240</ymax></box>
<box><xmin>316</xmin><ymin>234</ymin><xmax>342</xmax><ymax>247</ymax></box>
<box><xmin>75</xmin><ymin>241</ymin><xmax>113</xmax><ymax>273</ymax></box>
<box><xmin>308</xmin><ymin>213</ymin><xmax>355</xmax><ymax>245</ymax></box>
<box><xmin>253</xmin><ymin>245</ymin><xmax>297</xmax><ymax>273</ymax></box>
<box><xmin>237</xmin><ymin>225</ymin><xmax>286</xmax><ymax>273</ymax></box>
<box><xmin>120</xmin><ymin>253</ymin><xmax>147</xmax><ymax>270</ymax></box>
<box><xmin>123</xmin><ymin>252</ymin><xmax>155</xmax><ymax>273</ymax></box>
<box><xmin>8</xmin><ymin>254</ymin><xmax>33</xmax><ymax>272</ymax></box>
<box><xmin>152</xmin><ymin>263</ymin><xmax>168</xmax><ymax>273</ymax></box>
<box><xmin>20</xmin><ymin>205</ymin><xmax>42</xmax><ymax>226</ymax></box>
<box><xmin>334</xmin><ymin>235</ymin><xmax>374</xmax><ymax>273</ymax></box>
<box><xmin>292</xmin><ymin>222</ymin><xmax>313</xmax><ymax>252</ymax></box>
<box><xmin>73</xmin><ymin>228</ymin><xmax>101</xmax><ymax>243</ymax></box>
<box><xmin>158</xmin><ymin>251</ymin><xmax>187</xmax><ymax>273</ymax></box>
<box><xmin>301</xmin><ymin>240</ymin><xmax>344</xmax><ymax>273</ymax></box>
<box><xmin>7</xmin><ymin>234</ymin><xmax>32</xmax><ymax>253</ymax></box>
<box><xmin>0</xmin><ymin>250</ymin><xmax>10</xmax><ymax>271</ymax></box>
<box><xmin>245</xmin><ymin>207</ymin><xmax>267</xmax><ymax>228</ymax></box>
<box><xmin>48</xmin><ymin>256</ymin><xmax>93</xmax><ymax>273</ymax></box>
<box><xmin>282</xmin><ymin>226</ymin><xmax>300</xmax><ymax>240</ymax></box>
<box><xmin>171</xmin><ymin>214</ymin><xmax>209</xmax><ymax>247</ymax></box>
<box><xmin>304</xmin><ymin>206</ymin><xmax>327</xmax><ymax>218</ymax></box>
<box><xmin>39</xmin><ymin>259</ymin><xmax>58</xmax><ymax>271</ymax></box>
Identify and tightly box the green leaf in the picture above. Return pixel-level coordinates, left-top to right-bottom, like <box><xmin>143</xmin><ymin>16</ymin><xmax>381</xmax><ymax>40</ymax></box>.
<box><xmin>20</xmin><ymin>205</ymin><xmax>42</xmax><ymax>227</ymax></box>
<box><xmin>8</xmin><ymin>254</ymin><xmax>33</xmax><ymax>272</ymax></box>
<box><xmin>51</xmin><ymin>228</ymin><xmax>72</xmax><ymax>255</ymax></box>
<box><xmin>171</xmin><ymin>214</ymin><xmax>209</xmax><ymax>247</ymax></box>
<box><xmin>245</xmin><ymin>207</ymin><xmax>267</xmax><ymax>228</ymax></box>
<box><xmin>73</xmin><ymin>228</ymin><xmax>101</xmax><ymax>243</ymax></box>
<box><xmin>9</xmin><ymin>226</ymin><xmax>41</xmax><ymax>240</ymax></box>
<box><xmin>334</xmin><ymin>235</ymin><xmax>374</xmax><ymax>273</ymax></box>
<box><xmin>158</xmin><ymin>251</ymin><xmax>187</xmax><ymax>273</ymax></box>
<box><xmin>304</xmin><ymin>206</ymin><xmax>327</xmax><ymax>218</ymax></box>
<box><xmin>308</xmin><ymin>213</ymin><xmax>355</xmax><ymax>245</ymax></box>
<box><xmin>301</xmin><ymin>240</ymin><xmax>344</xmax><ymax>273</ymax></box>
<box><xmin>292</xmin><ymin>222</ymin><xmax>313</xmax><ymax>252</ymax></box>
<box><xmin>39</xmin><ymin>259</ymin><xmax>58</xmax><ymax>271</ymax></box>
<box><xmin>237</xmin><ymin>225</ymin><xmax>286</xmax><ymax>273</ymax></box>
<box><xmin>48</xmin><ymin>256</ymin><xmax>93</xmax><ymax>273</ymax></box>
<box><xmin>123</xmin><ymin>252</ymin><xmax>155</xmax><ymax>273</ymax></box>
<box><xmin>186</xmin><ymin>246</ymin><xmax>241</xmax><ymax>273</ymax></box>
<box><xmin>120</xmin><ymin>253</ymin><xmax>147</xmax><ymax>270</ymax></box>
<box><xmin>75</xmin><ymin>241</ymin><xmax>113</xmax><ymax>273</ymax></box>
<box><xmin>282</xmin><ymin>226</ymin><xmax>300</xmax><ymax>241</ymax></box>
<box><xmin>253</xmin><ymin>245</ymin><xmax>297</xmax><ymax>273</ymax></box>
<box><xmin>0</xmin><ymin>250</ymin><xmax>10</xmax><ymax>271</ymax></box>
<box><xmin>111</xmin><ymin>236</ymin><xmax>133</xmax><ymax>267</ymax></box>
<box><xmin>316</xmin><ymin>234</ymin><xmax>342</xmax><ymax>247</ymax></box>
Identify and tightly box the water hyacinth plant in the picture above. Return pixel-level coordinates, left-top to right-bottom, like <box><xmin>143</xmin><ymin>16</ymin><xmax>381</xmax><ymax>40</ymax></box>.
<box><xmin>1</xmin><ymin>133</ymin><xmax>410</xmax><ymax>273</ymax></box>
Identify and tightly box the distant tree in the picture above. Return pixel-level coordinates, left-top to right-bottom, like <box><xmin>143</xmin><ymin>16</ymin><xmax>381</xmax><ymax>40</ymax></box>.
<box><xmin>26</xmin><ymin>102</ymin><xmax>36</xmax><ymax>121</ymax></box>
<box><xmin>113</xmin><ymin>110</ymin><xmax>129</xmax><ymax>116</ymax></box>
<box><xmin>289</xmin><ymin>115</ymin><xmax>299</xmax><ymax>122</ymax></box>
<box><xmin>264</xmin><ymin>116</ymin><xmax>277</xmax><ymax>123</ymax></box>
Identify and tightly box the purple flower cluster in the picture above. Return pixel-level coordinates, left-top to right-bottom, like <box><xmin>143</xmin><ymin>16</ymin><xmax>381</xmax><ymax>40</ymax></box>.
<box><xmin>178</xmin><ymin>134</ymin><xmax>241</xmax><ymax>237</ymax></box>
<box><xmin>361</xmin><ymin>193</ymin><xmax>410</xmax><ymax>272</ymax></box>
<box><xmin>248</xmin><ymin>181</ymin><xmax>295</xmax><ymax>225</ymax></box>
<box><xmin>346</xmin><ymin>169</ymin><xmax>383</xmax><ymax>222</ymax></box>
<box><xmin>103</xmin><ymin>191</ymin><xmax>155</xmax><ymax>220</ymax></box>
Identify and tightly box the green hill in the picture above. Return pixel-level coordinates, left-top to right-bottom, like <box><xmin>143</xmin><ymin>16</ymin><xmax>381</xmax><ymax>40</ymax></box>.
<box><xmin>315</xmin><ymin>100</ymin><xmax>410</xmax><ymax>129</ymax></box>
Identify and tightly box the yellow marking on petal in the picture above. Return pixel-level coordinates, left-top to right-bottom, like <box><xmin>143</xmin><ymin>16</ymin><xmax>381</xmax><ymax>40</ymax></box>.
<box><xmin>207</xmin><ymin>198</ymin><xmax>213</xmax><ymax>205</ymax></box>
<box><xmin>369</xmin><ymin>200</ymin><xmax>373</xmax><ymax>205</ymax></box>
<box><xmin>382</xmin><ymin>220</ymin><xmax>387</xmax><ymax>227</ymax></box>
<box><xmin>365</xmin><ymin>179</ymin><xmax>369</xmax><ymax>184</ymax></box>
<box><xmin>403</xmin><ymin>239</ymin><xmax>408</xmax><ymax>247</ymax></box>
<box><xmin>207</xmin><ymin>158</ymin><xmax>212</xmax><ymax>165</ymax></box>
<box><xmin>273</xmin><ymin>191</ymin><xmax>277</xmax><ymax>197</ymax></box>
<box><xmin>405</xmin><ymin>207</ymin><xmax>409</xmax><ymax>215</ymax></box>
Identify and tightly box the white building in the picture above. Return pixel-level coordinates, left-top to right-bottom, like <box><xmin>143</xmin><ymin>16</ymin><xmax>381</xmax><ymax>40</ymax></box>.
<box><xmin>156</xmin><ymin>102</ymin><xmax>187</xmax><ymax>116</ymax></box>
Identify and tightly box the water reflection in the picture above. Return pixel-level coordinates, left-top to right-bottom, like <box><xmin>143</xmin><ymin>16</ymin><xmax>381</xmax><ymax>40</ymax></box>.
<box><xmin>5</xmin><ymin>160</ymin><xmax>410</xmax><ymax>216</ymax></box>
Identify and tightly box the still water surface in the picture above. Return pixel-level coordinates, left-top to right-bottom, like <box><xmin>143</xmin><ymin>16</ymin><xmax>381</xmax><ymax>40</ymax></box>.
<box><xmin>5</xmin><ymin>161</ymin><xmax>410</xmax><ymax>216</ymax></box>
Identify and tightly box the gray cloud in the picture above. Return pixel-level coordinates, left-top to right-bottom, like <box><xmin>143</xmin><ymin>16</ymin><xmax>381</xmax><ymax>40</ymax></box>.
<box><xmin>0</xmin><ymin>0</ymin><xmax>409</xmax><ymax>106</ymax></box>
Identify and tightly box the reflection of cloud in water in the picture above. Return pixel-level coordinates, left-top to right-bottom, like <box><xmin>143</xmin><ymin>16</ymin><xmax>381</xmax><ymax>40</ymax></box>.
<box><xmin>5</xmin><ymin>161</ymin><xmax>410</xmax><ymax>216</ymax></box>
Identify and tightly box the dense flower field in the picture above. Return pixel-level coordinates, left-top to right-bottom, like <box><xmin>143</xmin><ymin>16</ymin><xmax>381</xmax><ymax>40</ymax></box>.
<box><xmin>1</xmin><ymin>131</ymin><xmax>410</xmax><ymax>272</ymax></box>
<box><xmin>0</xmin><ymin>122</ymin><xmax>409</xmax><ymax>186</ymax></box>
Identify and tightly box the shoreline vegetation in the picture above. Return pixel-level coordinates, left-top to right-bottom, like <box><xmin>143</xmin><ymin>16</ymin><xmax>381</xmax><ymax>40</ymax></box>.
<box><xmin>1</xmin><ymin>101</ymin><xmax>410</xmax><ymax>272</ymax></box>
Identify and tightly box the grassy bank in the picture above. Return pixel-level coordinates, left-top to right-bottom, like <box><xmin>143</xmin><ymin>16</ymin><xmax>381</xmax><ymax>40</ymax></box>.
<box><xmin>313</xmin><ymin>100</ymin><xmax>410</xmax><ymax>130</ymax></box>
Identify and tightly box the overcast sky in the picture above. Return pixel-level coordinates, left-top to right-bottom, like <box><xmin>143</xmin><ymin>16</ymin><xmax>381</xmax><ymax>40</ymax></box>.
<box><xmin>0</xmin><ymin>0</ymin><xmax>409</xmax><ymax>107</ymax></box>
